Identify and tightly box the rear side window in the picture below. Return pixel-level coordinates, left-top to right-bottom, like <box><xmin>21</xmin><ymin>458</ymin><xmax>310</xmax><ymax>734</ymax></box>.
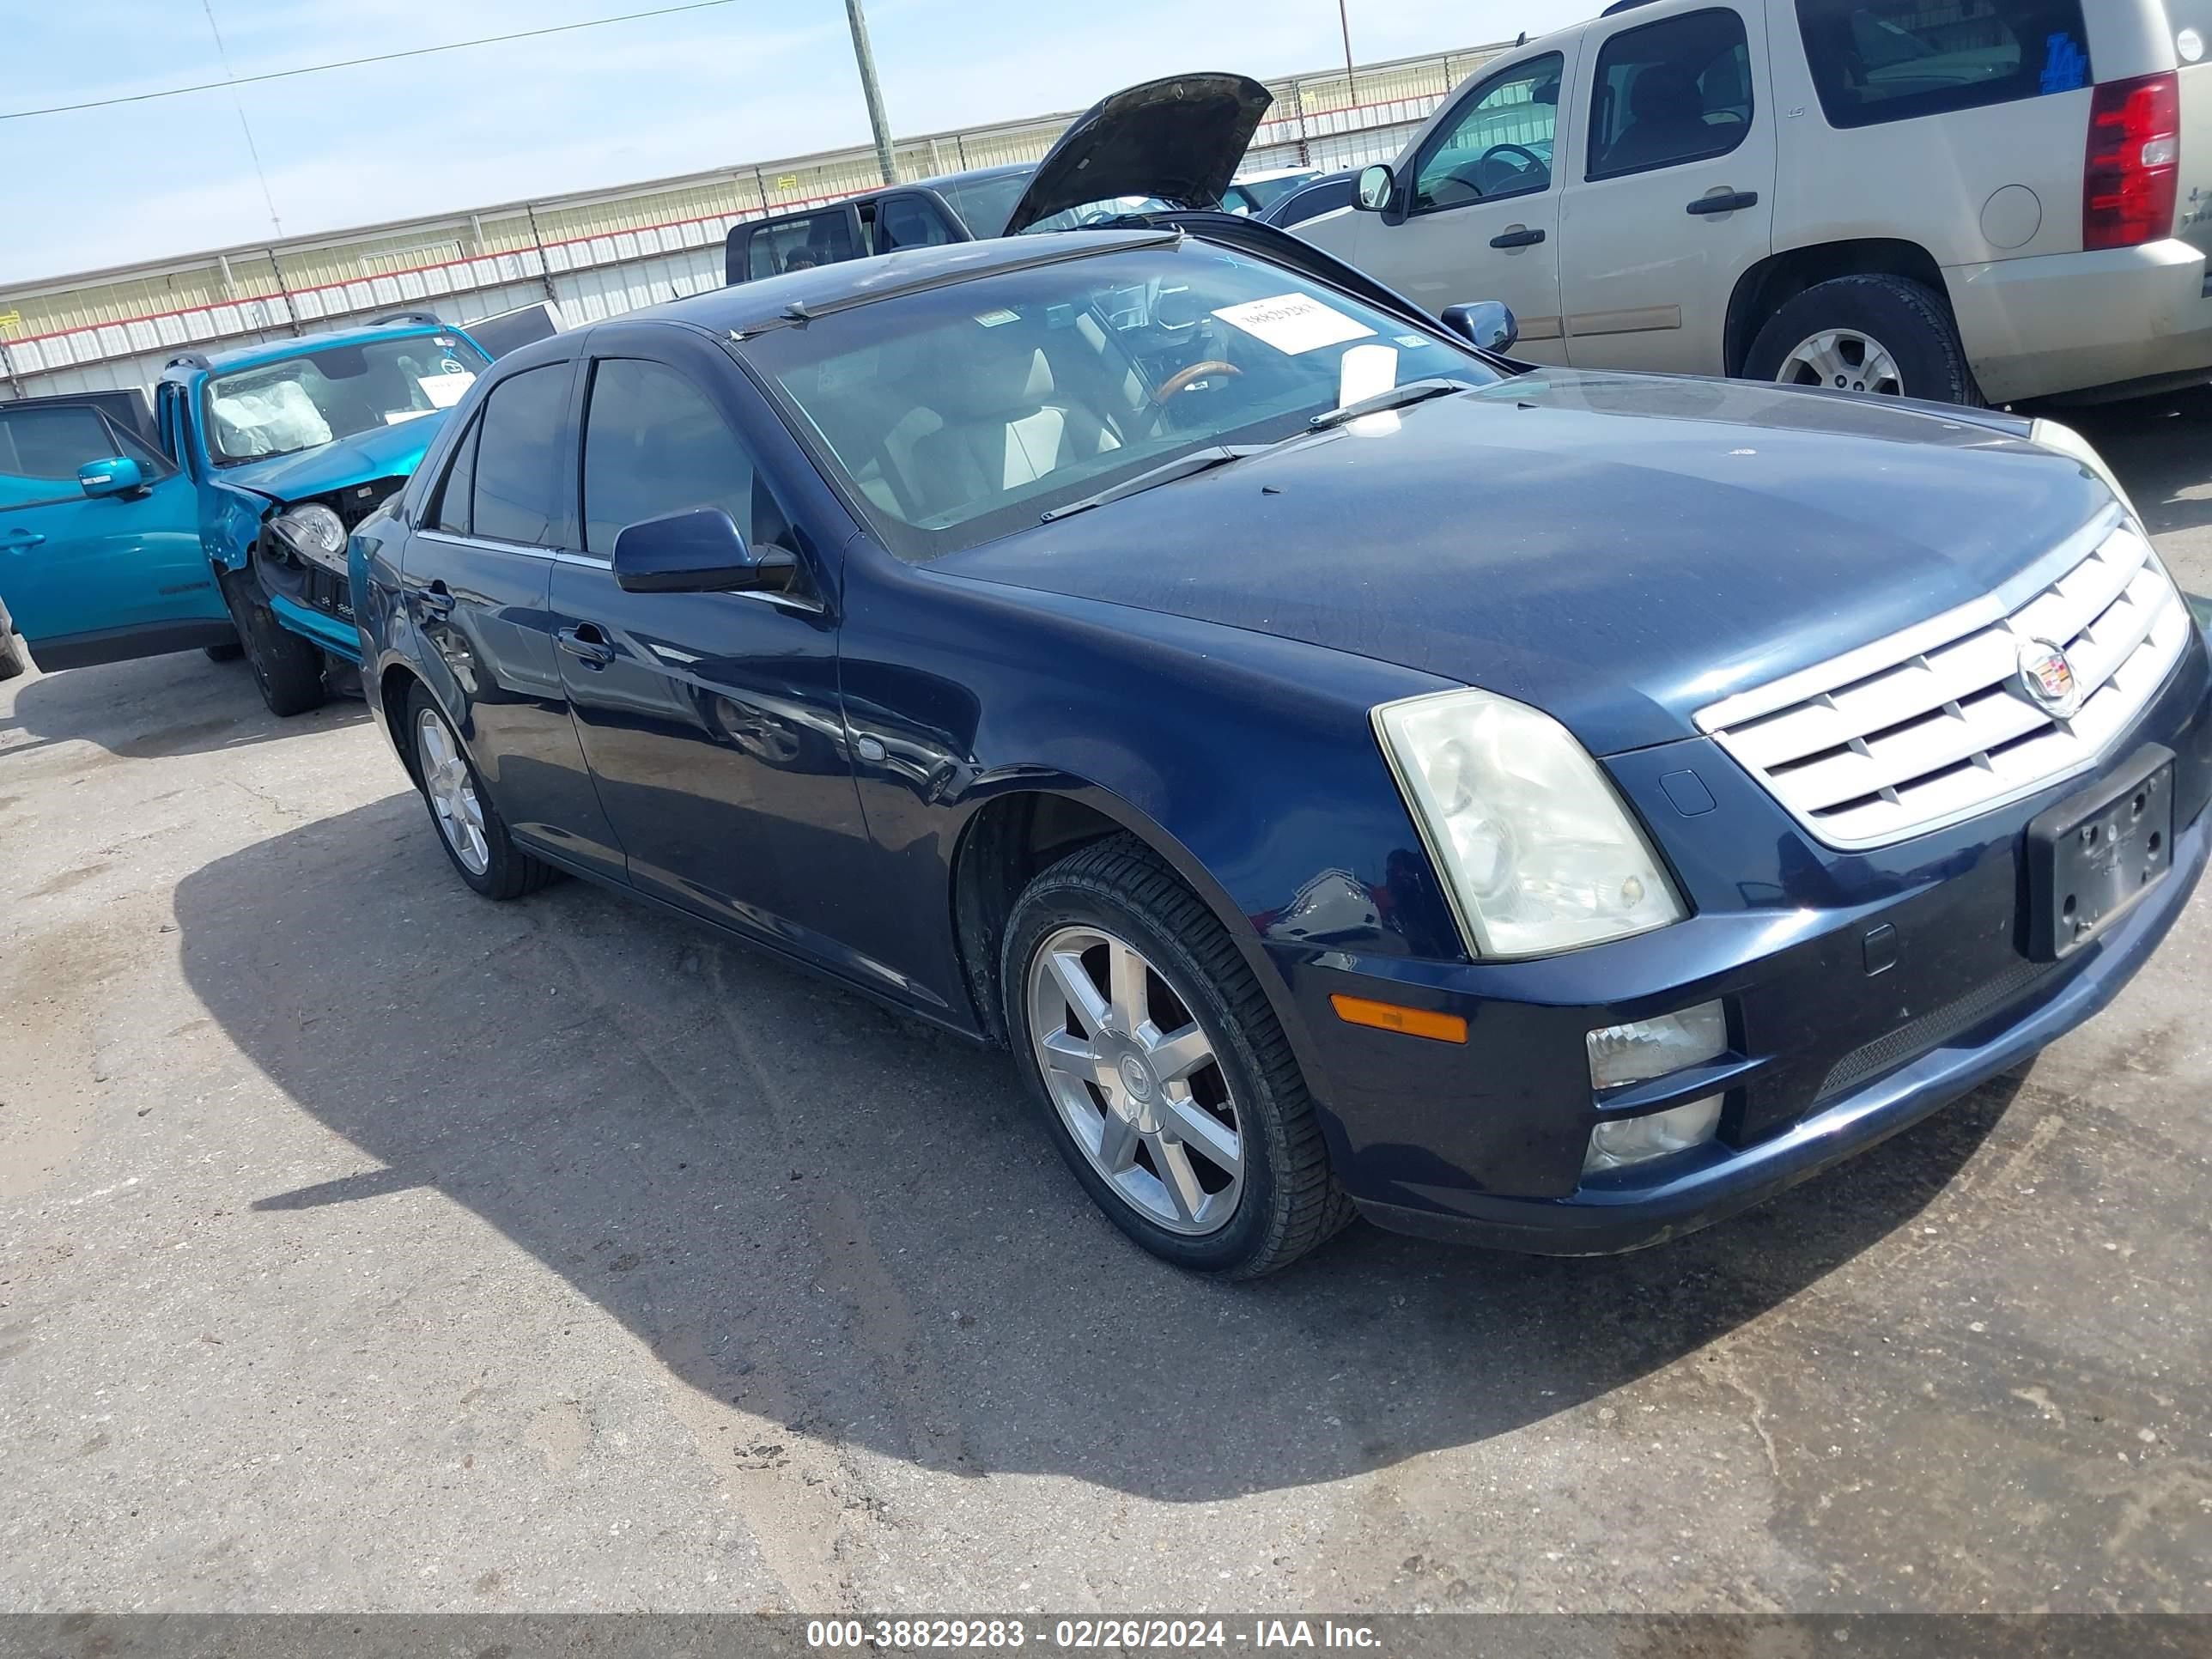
<box><xmin>746</xmin><ymin>210</ymin><xmax>860</xmax><ymax>280</ymax></box>
<box><xmin>470</xmin><ymin>365</ymin><xmax>569</xmax><ymax>546</ymax></box>
<box><xmin>580</xmin><ymin>359</ymin><xmax>766</xmax><ymax>556</ymax></box>
<box><xmin>1588</xmin><ymin>9</ymin><xmax>1755</xmax><ymax>181</ymax></box>
<box><xmin>431</xmin><ymin>413</ymin><xmax>480</xmax><ymax>536</ymax></box>
<box><xmin>1793</xmin><ymin>0</ymin><xmax>2093</xmax><ymax>130</ymax></box>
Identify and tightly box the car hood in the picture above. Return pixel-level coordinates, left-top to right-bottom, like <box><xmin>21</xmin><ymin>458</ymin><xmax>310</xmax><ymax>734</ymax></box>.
<box><xmin>217</xmin><ymin>411</ymin><xmax>451</xmax><ymax>502</ymax></box>
<box><xmin>933</xmin><ymin>372</ymin><xmax>2118</xmax><ymax>756</ymax></box>
<box><xmin>1003</xmin><ymin>73</ymin><xmax>1273</xmax><ymax>234</ymax></box>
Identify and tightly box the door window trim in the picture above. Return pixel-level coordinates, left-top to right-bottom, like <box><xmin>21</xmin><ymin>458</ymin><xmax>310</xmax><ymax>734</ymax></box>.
<box><xmin>1583</xmin><ymin>6</ymin><xmax>1755</xmax><ymax>184</ymax></box>
<box><xmin>1405</xmin><ymin>51</ymin><xmax>1567</xmax><ymax>219</ymax></box>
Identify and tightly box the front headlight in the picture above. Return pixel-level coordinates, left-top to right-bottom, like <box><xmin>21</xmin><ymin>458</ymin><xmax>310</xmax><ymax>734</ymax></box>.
<box><xmin>270</xmin><ymin>502</ymin><xmax>348</xmax><ymax>566</ymax></box>
<box><xmin>1374</xmin><ymin>688</ymin><xmax>1686</xmax><ymax>958</ymax></box>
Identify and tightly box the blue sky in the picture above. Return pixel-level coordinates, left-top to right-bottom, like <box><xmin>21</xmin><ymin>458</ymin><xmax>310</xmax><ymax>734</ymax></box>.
<box><xmin>0</xmin><ymin>0</ymin><xmax>1589</xmax><ymax>287</ymax></box>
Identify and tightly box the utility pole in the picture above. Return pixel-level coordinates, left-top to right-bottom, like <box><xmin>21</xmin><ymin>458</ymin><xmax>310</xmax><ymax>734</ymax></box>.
<box><xmin>1337</xmin><ymin>0</ymin><xmax>1357</xmax><ymax>105</ymax></box>
<box><xmin>845</xmin><ymin>0</ymin><xmax>898</xmax><ymax>186</ymax></box>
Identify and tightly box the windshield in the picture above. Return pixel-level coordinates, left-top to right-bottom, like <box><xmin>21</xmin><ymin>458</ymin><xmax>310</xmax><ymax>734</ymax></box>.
<box><xmin>204</xmin><ymin>333</ymin><xmax>489</xmax><ymax>464</ymax></box>
<box><xmin>748</xmin><ymin>240</ymin><xmax>1503</xmax><ymax>562</ymax></box>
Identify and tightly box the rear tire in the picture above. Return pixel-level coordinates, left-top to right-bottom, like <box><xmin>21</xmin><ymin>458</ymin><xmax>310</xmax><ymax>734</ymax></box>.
<box><xmin>1001</xmin><ymin>833</ymin><xmax>1353</xmax><ymax>1278</ymax></box>
<box><xmin>0</xmin><ymin>628</ymin><xmax>26</xmax><ymax>682</ymax></box>
<box><xmin>223</xmin><ymin>569</ymin><xmax>325</xmax><ymax>717</ymax></box>
<box><xmin>406</xmin><ymin>684</ymin><xmax>555</xmax><ymax>901</ymax></box>
<box><xmin>1746</xmin><ymin>275</ymin><xmax>1980</xmax><ymax>405</ymax></box>
<box><xmin>203</xmin><ymin>641</ymin><xmax>245</xmax><ymax>663</ymax></box>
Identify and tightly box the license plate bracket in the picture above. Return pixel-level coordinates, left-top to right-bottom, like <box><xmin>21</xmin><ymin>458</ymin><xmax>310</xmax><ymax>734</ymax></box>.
<box><xmin>2024</xmin><ymin>744</ymin><xmax>2175</xmax><ymax>962</ymax></box>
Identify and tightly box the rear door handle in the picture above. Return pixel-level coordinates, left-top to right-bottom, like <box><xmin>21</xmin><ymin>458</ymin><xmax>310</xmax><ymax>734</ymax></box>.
<box><xmin>0</xmin><ymin>529</ymin><xmax>47</xmax><ymax>550</ymax></box>
<box><xmin>417</xmin><ymin>580</ymin><xmax>456</xmax><ymax>619</ymax></box>
<box><xmin>557</xmin><ymin>623</ymin><xmax>616</xmax><ymax>667</ymax></box>
<box><xmin>1686</xmin><ymin>191</ymin><xmax>1759</xmax><ymax>216</ymax></box>
<box><xmin>1489</xmin><ymin>226</ymin><xmax>1546</xmax><ymax>249</ymax></box>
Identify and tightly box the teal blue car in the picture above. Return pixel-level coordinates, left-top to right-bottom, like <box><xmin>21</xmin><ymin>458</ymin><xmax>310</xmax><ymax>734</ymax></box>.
<box><xmin>0</xmin><ymin>314</ymin><xmax>488</xmax><ymax>713</ymax></box>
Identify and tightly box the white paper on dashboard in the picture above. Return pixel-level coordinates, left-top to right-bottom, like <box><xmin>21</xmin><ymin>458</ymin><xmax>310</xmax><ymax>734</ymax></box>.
<box><xmin>417</xmin><ymin>372</ymin><xmax>476</xmax><ymax>408</ymax></box>
<box><xmin>1211</xmin><ymin>293</ymin><xmax>1375</xmax><ymax>355</ymax></box>
<box><xmin>1335</xmin><ymin>343</ymin><xmax>1401</xmax><ymax>409</ymax></box>
<box><xmin>384</xmin><ymin>409</ymin><xmax>437</xmax><ymax>425</ymax></box>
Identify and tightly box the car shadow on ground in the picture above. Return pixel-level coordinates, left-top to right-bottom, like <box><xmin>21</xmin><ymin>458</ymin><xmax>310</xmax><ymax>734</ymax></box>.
<box><xmin>0</xmin><ymin>652</ymin><xmax>365</xmax><ymax>761</ymax></box>
<box><xmin>2071</xmin><ymin>388</ymin><xmax>2212</xmax><ymax>538</ymax></box>
<box><xmin>173</xmin><ymin>793</ymin><xmax>2016</xmax><ymax>1502</ymax></box>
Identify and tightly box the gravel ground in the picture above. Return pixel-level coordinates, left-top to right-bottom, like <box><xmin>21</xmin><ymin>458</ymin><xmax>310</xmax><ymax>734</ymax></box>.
<box><xmin>0</xmin><ymin>397</ymin><xmax>2208</xmax><ymax>1615</ymax></box>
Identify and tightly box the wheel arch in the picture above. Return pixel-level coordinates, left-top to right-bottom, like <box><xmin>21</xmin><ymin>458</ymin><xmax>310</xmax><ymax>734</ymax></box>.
<box><xmin>945</xmin><ymin>781</ymin><xmax>1334</xmax><ymax>1102</ymax></box>
<box><xmin>1724</xmin><ymin>238</ymin><xmax>1952</xmax><ymax>377</ymax></box>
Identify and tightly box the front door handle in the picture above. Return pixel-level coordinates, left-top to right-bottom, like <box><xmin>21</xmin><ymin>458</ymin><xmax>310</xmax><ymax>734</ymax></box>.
<box><xmin>557</xmin><ymin>623</ymin><xmax>616</xmax><ymax>667</ymax></box>
<box><xmin>417</xmin><ymin>580</ymin><xmax>456</xmax><ymax>619</ymax></box>
<box><xmin>0</xmin><ymin>529</ymin><xmax>47</xmax><ymax>550</ymax></box>
<box><xmin>1686</xmin><ymin>191</ymin><xmax>1760</xmax><ymax>216</ymax></box>
<box><xmin>1489</xmin><ymin>225</ymin><xmax>1546</xmax><ymax>249</ymax></box>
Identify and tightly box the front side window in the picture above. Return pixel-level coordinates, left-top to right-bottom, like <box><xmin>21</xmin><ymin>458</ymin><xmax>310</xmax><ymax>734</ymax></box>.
<box><xmin>1587</xmin><ymin>9</ymin><xmax>1755</xmax><ymax>181</ymax></box>
<box><xmin>203</xmin><ymin>334</ymin><xmax>488</xmax><ymax>464</ymax></box>
<box><xmin>1793</xmin><ymin>0</ymin><xmax>2092</xmax><ymax>130</ymax></box>
<box><xmin>469</xmin><ymin>365</ymin><xmax>570</xmax><ymax>546</ymax></box>
<box><xmin>0</xmin><ymin>405</ymin><xmax>164</xmax><ymax>509</ymax></box>
<box><xmin>1412</xmin><ymin>53</ymin><xmax>1564</xmax><ymax>212</ymax></box>
<box><xmin>874</xmin><ymin>196</ymin><xmax>957</xmax><ymax>253</ymax></box>
<box><xmin>746</xmin><ymin>211</ymin><xmax>860</xmax><ymax>280</ymax></box>
<box><xmin>746</xmin><ymin>240</ymin><xmax>1501</xmax><ymax>562</ymax></box>
<box><xmin>582</xmin><ymin>359</ymin><xmax>771</xmax><ymax>556</ymax></box>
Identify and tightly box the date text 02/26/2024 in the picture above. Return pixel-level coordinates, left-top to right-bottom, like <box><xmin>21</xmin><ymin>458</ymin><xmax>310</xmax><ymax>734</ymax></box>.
<box><xmin>805</xmin><ymin>1619</ymin><xmax>1383</xmax><ymax>1650</ymax></box>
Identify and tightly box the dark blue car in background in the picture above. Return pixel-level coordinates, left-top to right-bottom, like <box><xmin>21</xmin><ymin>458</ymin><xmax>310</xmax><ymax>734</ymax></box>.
<box><xmin>353</xmin><ymin>219</ymin><xmax>2209</xmax><ymax>1277</ymax></box>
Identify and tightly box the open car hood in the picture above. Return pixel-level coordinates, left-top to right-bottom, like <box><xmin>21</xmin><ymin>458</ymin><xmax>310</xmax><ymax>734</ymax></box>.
<box><xmin>1002</xmin><ymin>73</ymin><xmax>1273</xmax><ymax>235</ymax></box>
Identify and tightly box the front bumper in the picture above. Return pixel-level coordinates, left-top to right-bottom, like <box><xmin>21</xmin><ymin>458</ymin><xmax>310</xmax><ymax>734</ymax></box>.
<box><xmin>1275</xmin><ymin>643</ymin><xmax>2212</xmax><ymax>1255</ymax></box>
<box><xmin>1947</xmin><ymin>238</ymin><xmax>2212</xmax><ymax>404</ymax></box>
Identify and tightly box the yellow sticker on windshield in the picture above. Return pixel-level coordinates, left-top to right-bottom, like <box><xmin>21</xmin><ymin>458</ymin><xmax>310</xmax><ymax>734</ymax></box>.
<box><xmin>1212</xmin><ymin>293</ymin><xmax>1375</xmax><ymax>356</ymax></box>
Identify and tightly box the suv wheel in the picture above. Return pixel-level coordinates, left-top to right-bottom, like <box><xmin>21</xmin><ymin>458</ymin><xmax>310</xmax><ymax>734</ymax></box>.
<box><xmin>407</xmin><ymin>684</ymin><xmax>555</xmax><ymax>900</ymax></box>
<box><xmin>222</xmin><ymin>570</ymin><xmax>325</xmax><ymax>716</ymax></box>
<box><xmin>1747</xmin><ymin>275</ymin><xmax>1979</xmax><ymax>405</ymax></box>
<box><xmin>1001</xmin><ymin>834</ymin><xmax>1353</xmax><ymax>1277</ymax></box>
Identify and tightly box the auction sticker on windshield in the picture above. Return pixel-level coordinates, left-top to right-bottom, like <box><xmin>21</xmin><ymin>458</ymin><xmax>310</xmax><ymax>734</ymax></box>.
<box><xmin>1212</xmin><ymin>293</ymin><xmax>1374</xmax><ymax>355</ymax></box>
<box><xmin>419</xmin><ymin>372</ymin><xmax>476</xmax><ymax>409</ymax></box>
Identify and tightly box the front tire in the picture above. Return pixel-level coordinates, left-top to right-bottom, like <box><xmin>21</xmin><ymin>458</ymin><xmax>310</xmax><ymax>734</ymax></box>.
<box><xmin>406</xmin><ymin>684</ymin><xmax>554</xmax><ymax>901</ymax></box>
<box><xmin>222</xmin><ymin>569</ymin><xmax>325</xmax><ymax>716</ymax></box>
<box><xmin>1001</xmin><ymin>834</ymin><xmax>1352</xmax><ymax>1277</ymax></box>
<box><xmin>1746</xmin><ymin>275</ymin><xmax>1979</xmax><ymax>405</ymax></box>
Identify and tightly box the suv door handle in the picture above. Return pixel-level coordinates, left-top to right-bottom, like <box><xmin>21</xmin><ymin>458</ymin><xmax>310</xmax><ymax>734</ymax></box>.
<box><xmin>0</xmin><ymin>529</ymin><xmax>47</xmax><ymax>550</ymax></box>
<box><xmin>1686</xmin><ymin>191</ymin><xmax>1759</xmax><ymax>216</ymax></box>
<box><xmin>556</xmin><ymin>623</ymin><xmax>616</xmax><ymax>667</ymax></box>
<box><xmin>1489</xmin><ymin>226</ymin><xmax>1546</xmax><ymax>249</ymax></box>
<box><xmin>417</xmin><ymin>580</ymin><xmax>456</xmax><ymax>619</ymax></box>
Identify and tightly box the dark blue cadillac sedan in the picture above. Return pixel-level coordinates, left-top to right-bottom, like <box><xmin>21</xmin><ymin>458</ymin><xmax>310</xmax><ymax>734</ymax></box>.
<box><xmin>353</xmin><ymin>222</ymin><xmax>2209</xmax><ymax>1277</ymax></box>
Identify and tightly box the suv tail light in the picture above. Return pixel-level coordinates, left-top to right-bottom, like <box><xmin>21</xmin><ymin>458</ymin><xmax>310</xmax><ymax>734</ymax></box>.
<box><xmin>2085</xmin><ymin>72</ymin><xmax>2181</xmax><ymax>252</ymax></box>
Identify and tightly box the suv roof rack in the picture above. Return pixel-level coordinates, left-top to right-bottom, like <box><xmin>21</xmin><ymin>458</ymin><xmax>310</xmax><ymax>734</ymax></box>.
<box><xmin>370</xmin><ymin>309</ymin><xmax>443</xmax><ymax>327</ymax></box>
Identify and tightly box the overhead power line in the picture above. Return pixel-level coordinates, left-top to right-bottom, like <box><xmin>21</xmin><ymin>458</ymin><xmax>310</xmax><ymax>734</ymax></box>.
<box><xmin>0</xmin><ymin>0</ymin><xmax>742</xmax><ymax>121</ymax></box>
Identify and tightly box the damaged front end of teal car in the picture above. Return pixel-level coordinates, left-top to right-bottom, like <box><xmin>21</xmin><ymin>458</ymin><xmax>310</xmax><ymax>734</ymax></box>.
<box><xmin>0</xmin><ymin>313</ymin><xmax>488</xmax><ymax>716</ymax></box>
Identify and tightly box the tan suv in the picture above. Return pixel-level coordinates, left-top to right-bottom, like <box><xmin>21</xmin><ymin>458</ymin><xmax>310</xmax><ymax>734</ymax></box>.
<box><xmin>1297</xmin><ymin>0</ymin><xmax>2212</xmax><ymax>404</ymax></box>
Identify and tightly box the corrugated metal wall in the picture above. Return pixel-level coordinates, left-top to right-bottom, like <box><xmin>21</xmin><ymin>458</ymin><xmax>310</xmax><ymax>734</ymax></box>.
<box><xmin>0</xmin><ymin>44</ymin><xmax>1501</xmax><ymax>401</ymax></box>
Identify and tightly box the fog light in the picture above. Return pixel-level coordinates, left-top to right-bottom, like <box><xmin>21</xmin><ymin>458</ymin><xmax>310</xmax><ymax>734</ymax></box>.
<box><xmin>1585</xmin><ymin>1000</ymin><xmax>1726</xmax><ymax>1089</ymax></box>
<box><xmin>1584</xmin><ymin>1095</ymin><xmax>1723</xmax><ymax>1174</ymax></box>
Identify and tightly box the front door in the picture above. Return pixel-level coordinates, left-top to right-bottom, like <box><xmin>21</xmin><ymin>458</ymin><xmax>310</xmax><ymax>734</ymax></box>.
<box><xmin>1309</xmin><ymin>50</ymin><xmax>1575</xmax><ymax>361</ymax></box>
<box><xmin>1558</xmin><ymin>3</ymin><xmax>1775</xmax><ymax>374</ymax></box>
<box><xmin>547</xmin><ymin>331</ymin><xmax>884</xmax><ymax>984</ymax></box>
<box><xmin>0</xmin><ymin>400</ymin><xmax>232</xmax><ymax>669</ymax></box>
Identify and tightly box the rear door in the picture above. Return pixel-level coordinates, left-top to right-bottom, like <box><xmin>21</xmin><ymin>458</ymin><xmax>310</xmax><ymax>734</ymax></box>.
<box><xmin>0</xmin><ymin>399</ymin><xmax>232</xmax><ymax>669</ymax></box>
<box><xmin>548</xmin><ymin>327</ymin><xmax>877</xmax><ymax>975</ymax></box>
<box><xmin>1559</xmin><ymin>3</ymin><xmax>1775</xmax><ymax>374</ymax></box>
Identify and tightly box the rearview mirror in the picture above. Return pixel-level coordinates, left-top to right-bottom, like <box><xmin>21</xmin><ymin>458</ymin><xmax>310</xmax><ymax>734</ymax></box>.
<box><xmin>612</xmin><ymin>507</ymin><xmax>797</xmax><ymax>595</ymax></box>
<box><xmin>1355</xmin><ymin>164</ymin><xmax>1395</xmax><ymax>214</ymax></box>
<box><xmin>78</xmin><ymin>456</ymin><xmax>144</xmax><ymax>499</ymax></box>
<box><xmin>1441</xmin><ymin>301</ymin><xmax>1520</xmax><ymax>355</ymax></box>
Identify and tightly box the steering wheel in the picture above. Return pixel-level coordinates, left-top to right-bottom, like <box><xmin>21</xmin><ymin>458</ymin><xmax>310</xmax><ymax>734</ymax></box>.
<box><xmin>1152</xmin><ymin>360</ymin><xmax>1243</xmax><ymax>402</ymax></box>
<box><xmin>1474</xmin><ymin>143</ymin><xmax>1546</xmax><ymax>195</ymax></box>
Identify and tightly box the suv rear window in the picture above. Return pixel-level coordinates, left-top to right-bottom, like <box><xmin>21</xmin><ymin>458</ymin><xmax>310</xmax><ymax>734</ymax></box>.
<box><xmin>1795</xmin><ymin>0</ymin><xmax>2093</xmax><ymax>130</ymax></box>
<box><xmin>746</xmin><ymin>210</ymin><xmax>860</xmax><ymax>280</ymax></box>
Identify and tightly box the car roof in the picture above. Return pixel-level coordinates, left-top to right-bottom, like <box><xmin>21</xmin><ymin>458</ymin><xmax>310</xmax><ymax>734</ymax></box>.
<box><xmin>635</xmin><ymin>228</ymin><xmax>1176</xmax><ymax>335</ymax></box>
<box><xmin>167</xmin><ymin>321</ymin><xmax>460</xmax><ymax>381</ymax></box>
<box><xmin>761</xmin><ymin>161</ymin><xmax>1033</xmax><ymax>218</ymax></box>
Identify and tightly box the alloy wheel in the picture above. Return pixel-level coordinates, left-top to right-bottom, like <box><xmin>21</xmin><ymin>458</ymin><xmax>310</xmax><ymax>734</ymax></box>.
<box><xmin>1025</xmin><ymin>924</ymin><xmax>1245</xmax><ymax>1236</ymax></box>
<box><xmin>416</xmin><ymin>708</ymin><xmax>490</xmax><ymax>876</ymax></box>
<box><xmin>1775</xmin><ymin>328</ymin><xmax>1905</xmax><ymax>397</ymax></box>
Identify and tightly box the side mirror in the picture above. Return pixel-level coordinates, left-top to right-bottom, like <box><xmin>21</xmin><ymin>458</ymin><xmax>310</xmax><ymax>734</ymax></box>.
<box><xmin>1355</xmin><ymin>164</ymin><xmax>1395</xmax><ymax>213</ymax></box>
<box><xmin>1441</xmin><ymin>301</ymin><xmax>1520</xmax><ymax>355</ymax></box>
<box><xmin>79</xmin><ymin>456</ymin><xmax>144</xmax><ymax>499</ymax></box>
<box><xmin>611</xmin><ymin>507</ymin><xmax>797</xmax><ymax>595</ymax></box>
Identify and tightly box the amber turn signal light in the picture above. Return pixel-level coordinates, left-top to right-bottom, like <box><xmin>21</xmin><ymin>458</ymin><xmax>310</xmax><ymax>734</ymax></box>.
<box><xmin>1329</xmin><ymin>994</ymin><xmax>1468</xmax><ymax>1044</ymax></box>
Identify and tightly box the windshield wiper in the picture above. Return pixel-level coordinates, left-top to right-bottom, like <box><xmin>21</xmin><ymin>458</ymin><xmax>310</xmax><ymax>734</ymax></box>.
<box><xmin>1040</xmin><ymin>444</ymin><xmax>1265</xmax><ymax>522</ymax></box>
<box><xmin>1307</xmin><ymin>377</ymin><xmax>1468</xmax><ymax>431</ymax></box>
